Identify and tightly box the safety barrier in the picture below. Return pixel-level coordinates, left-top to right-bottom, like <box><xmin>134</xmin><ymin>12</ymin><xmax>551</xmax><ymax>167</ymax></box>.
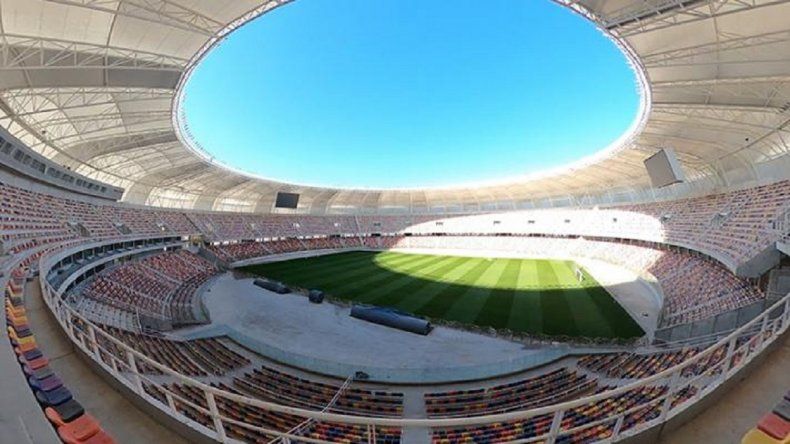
<box><xmin>38</xmin><ymin>242</ymin><xmax>790</xmax><ymax>443</ymax></box>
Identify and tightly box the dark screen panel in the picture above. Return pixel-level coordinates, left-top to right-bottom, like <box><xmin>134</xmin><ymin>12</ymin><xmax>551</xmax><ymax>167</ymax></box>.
<box><xmin>275</xmin><ymin>192</ymin><xmax>300</xmax><ymax>209</ymax></box>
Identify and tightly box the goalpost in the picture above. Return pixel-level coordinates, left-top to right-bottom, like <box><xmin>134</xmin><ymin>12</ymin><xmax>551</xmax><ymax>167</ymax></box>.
<box><xmin>574</xmin><ymin>266</ymin><xmax>585</xmax><ymax>283</ymax></box>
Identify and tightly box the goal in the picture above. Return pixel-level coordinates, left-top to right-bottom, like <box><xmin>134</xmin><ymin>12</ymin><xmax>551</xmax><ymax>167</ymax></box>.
<box><xmin>575</xmin><ymin>266</ymin><xmax>585</xmax><ymax>283</ymax></box>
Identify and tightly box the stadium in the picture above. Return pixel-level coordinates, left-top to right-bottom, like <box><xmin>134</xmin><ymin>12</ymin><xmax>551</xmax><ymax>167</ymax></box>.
<box><xmin>0</xmin><ymin>0</ymin><xmax>789</xmax><ymax>443</ymax></box>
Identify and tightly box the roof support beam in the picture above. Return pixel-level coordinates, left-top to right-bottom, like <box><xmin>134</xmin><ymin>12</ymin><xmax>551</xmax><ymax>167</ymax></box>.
<box><xmin>606</xmin><ymin>0</ymin><xmax>790</xmax><ymax>38</ymax></box>
<box><xmin>642</xmin><ymin>29</ymin><xmax>790</xmax><ymax>67</ymax></box>
<box><xmin>42</xmin><ymin>0</ymin><xmax>224</xmax><ymax>36</ymax></box>
<box><xmin>0</xmin><ymin>34</ymin><xmax>186</xmax><ymax>71</ymax></box>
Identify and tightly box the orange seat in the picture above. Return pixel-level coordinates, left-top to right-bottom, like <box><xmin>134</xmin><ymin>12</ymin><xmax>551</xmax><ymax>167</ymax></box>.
<box><xmin>6</xmin><ymin>307</ymin><xmax>25</xmax><ymax>317</ymax></box>
<box><xmin>7</xmin><ymin>315</ymin><xmax>28</xmax><ymax>325</ymax></box>
<box><xmin>61</xmin><ymin>429</ymin><xmax>117</xmax><ymax>444</ymax></box>
<box><xmin>56</xmin><ymin>414</ymin><xmax>101</xmax><ymax>442</ymax></box>
<box><xmin>18</xmin><ymin>341</ymin><xmax>38</xmax><ymax>352</ymax></box>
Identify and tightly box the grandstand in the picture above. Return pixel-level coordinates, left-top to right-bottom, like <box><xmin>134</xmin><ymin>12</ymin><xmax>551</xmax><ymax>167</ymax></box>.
<box><xmin>0</xmin><ymin>1</ymin><xmax>789</xmax><ymax>444</ymax></box>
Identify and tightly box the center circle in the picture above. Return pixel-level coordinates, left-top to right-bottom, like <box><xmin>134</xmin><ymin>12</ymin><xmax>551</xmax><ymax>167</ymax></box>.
<box><xmin>182</xmin><ymin>0</ymin><xmax>640</xmax><ymax>189</ymax></box>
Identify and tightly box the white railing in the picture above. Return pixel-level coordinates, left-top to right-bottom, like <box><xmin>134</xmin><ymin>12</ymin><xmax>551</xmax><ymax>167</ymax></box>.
<box><xmin>37</xmin><ymin>247</ymin><xmax>790</xmax><ymax>444</ymax></box>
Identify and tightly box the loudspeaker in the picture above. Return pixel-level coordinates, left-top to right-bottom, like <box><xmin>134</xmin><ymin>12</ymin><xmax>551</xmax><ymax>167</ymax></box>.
<box><xmin>644</xmin><ymin>148</ymin><xmax>685</xmax><ymax>188</ymax></box>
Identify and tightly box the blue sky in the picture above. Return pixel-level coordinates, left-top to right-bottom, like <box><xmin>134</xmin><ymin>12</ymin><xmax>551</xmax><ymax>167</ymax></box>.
<box><xmin>183</xmin><ymin>0</ymin><xmax>639</xmax><ymax>189</ymax></box>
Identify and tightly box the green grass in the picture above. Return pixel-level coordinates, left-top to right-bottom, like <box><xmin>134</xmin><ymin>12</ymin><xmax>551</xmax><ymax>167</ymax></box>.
<box><xmin>240</xmin><ymin>251</ymin><xmax>644</xmax><ymax>339</ymax></box>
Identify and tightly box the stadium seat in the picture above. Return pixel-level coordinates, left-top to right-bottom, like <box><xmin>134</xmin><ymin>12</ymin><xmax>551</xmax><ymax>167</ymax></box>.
<box><xmin>23</xmin><ymin>364</ymin><xmax>54</xmax><ymax>380</ymax></box>
<box><xmin>11</xmin><ymin>326</ymin><xmax>32</xmax><ymax>337</ymax></box>
<box><xmin>758</xmin><ymin>413</ymin><xmax>790</xmax><ymax>440</ymax></box>
<box><xmin>28</xmin><ymin>374</ymin><xmax>63</xmax><ymax>392</ymax></box>
<box><xmin>55</xmin><ymin>414</ymin><xmax>102</xmax><ymax>442</ymax></box>
<box><xmin>36</xmin><ymin>386</ymin><xmax>73</xmax><ymax>407</ymax></box>
<box><xmin>17</xmin><ymin>340</ymin><xmax>38</xmax><ymax>353</ymax></box>
<box><xmin>15</xmin><ymin>346</ymin><xmax>42</xmax><ymax>360</ymax></box>
<box><xmin>742</xmin><ymin>428</ymin><xmax>787</xmax><ymax>444</ymax></box>
<box><xmin>776</xmin><ymin>400</ymin><xmax>790</xmax><ymax>421</ymax></box>
<box><xmin>45</xmin><ymin>399</ymin><xmax>86</xmax><ymax>424</ymax></box>
<box><xmin>21</xmin><ymin>355</ymin><xmax>49</xmax><ymax>370</ymax></box>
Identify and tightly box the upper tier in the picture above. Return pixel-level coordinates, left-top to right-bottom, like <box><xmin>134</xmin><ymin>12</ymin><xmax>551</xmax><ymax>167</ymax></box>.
<box><xmin>1</xmin><ymin>170</ymin><xmax>787</xmax><ymax>274</ymax></box>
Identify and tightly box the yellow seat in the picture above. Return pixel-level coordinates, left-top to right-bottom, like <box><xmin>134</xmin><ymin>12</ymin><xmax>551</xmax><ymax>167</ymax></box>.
<box><xmin>743</xmin><ymin>428</ymin><xmax>785</xmax><ymax>444</ymax></box>
<box><xmin>7</xmin><ymin>314</ymin><xmax>28</xmax><ymax>324</ymax></box>
<box><xmin>6</xmin><ymin>306</ymin><xmax>25</xmax><ymax>317</ymax></box>
<box><xmin>16</xmin><ymin>335</ymin><xmax>36</xmax><ymax>345</ymax></box>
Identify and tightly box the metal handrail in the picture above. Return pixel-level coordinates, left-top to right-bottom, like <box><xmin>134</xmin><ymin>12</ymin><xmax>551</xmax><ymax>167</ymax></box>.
<box><xmin>35</xmin><ymin>242</ymin><xmax>790</xmax><ymax>443</ymax></box>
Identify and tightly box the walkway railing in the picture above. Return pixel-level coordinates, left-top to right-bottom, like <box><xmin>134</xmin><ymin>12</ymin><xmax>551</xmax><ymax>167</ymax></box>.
<box><xmin>38</xmin><ymin>246</ymin><xmax>790</xmax><ymax>443</ymax></box>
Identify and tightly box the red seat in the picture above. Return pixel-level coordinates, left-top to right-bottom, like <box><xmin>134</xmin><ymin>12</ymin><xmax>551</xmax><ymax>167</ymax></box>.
<box><xmin>77</xmin><ymin>430</ymin><xmax>116</xmax><ymax>444</ymax></box>
<box><xmin>759</xmin><ymin>413</ymin><xmax>790</xmax><ymax>440</ymax></box>
<box><xmin>23</xmin><ymin>356</ymin><xmax>49</xmax><ymax>370</ymax></box>
<box><xmin>56</xmin><ymin>414</ymin><xmax>101</xmax><ymax>442</ymax></box>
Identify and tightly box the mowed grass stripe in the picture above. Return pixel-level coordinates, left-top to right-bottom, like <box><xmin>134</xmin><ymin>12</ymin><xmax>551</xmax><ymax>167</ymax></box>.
<box><xmin>248</xmin><ymin>256</ymin><xmax>379</xmax><ymax>289</ymax></box>
<box><xmin>251</xmin><ymin>251</ymin><xmax>368</xmax><ymax>272</ymax></box>
<box><xmin>241</xmin><ymin>251</ymin><xmax>644</xmax><ymax>339</ymax></box>
<box><xmin>318</xmin><ymin>255</ymin><xmax>449</xmax><ymax>301</ymax></box>
<box><xmin>394</xmin><ymin>258</ymin><xmax>490</xmax><ymax>313</ymax></box>
<box><xmin>507</xmin><ymin>259</ymin><xmax>543</xmax><ymax>334</ymax></box>
<box><xmin>416</xmin><ymin>258</ymin><xmax>496</xmax><ymax>320</ymax></box>
<box><xmin>367</xmin><ymin>256</ymin><xmax>472</xmax><ymax>308</ymax></box>
<box><xmin>258</xmin><ymin>251</ymin><xmax>427</xmax><ymax>290</ymax></box>
<box><xmin>549</xmin><ymin>261</ymin><xmax>613</xmax><ymax>338</ymax></box>
<box><xmin>439</xmin><ymin>259</ymin><xmax>509</xmax><ymax>324</ymax></box>
<box><xmin>537</xmin><ymin>261</ymin><xmax>580</xmax><ymax>336</ymax></box>
<box><xmin>348</xmin><ymin>255</ymin><xmax>466</xmax><ymax>304</ymax></box>
<box><xmin>246</xmin><ymin>251</ymin><xmax>379</xmax><ymax>281</ymax></box>
<box><xmin>474</xmin><ymin>259</ymin><xmax>521</xmax><ymax>329</ymax></box>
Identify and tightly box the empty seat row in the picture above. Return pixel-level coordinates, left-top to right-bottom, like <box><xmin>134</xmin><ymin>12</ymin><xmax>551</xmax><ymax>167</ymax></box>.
<box><xmin>5</xmin><ymin>268</ymin><xmax>116</xmax><ymax>444</ymax></box>
<box><xmin>742</xmin><ymin>390</ymin><xmax>790</xmax><ymax>444</ymax></box>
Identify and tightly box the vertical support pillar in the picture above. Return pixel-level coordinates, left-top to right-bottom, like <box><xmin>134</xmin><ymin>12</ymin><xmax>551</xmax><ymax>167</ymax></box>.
<box><xmin>660</xmin><ymin>370</ymin><xmax>680</xmax><ymax>421</ymax></box>
<box><xmin>611</xmin><ymin>415</ymin><xmax>625</xmax><ymax>440</ymax></box>
<box><xmin>546</xmin><ymin>409</ymin><xmax>565</xmax><ymax>444</ymax></box>
<box><xmin>165</xmin><ymin>390</ymin><xmax>177</xmax><ymax>413</ymax></box>
<box><xmin>206</xmin><ymin>390</ymin><xmax>226</xmax><ymax>442</ymax></box>
<box><xmin>88</xmin><ymin>324</ymin><xmax>99</xmax><ymax>358</ymax></box>
<box><xmin>126</xmin><ymin>350</ymin><xmax>143</xmax><ymax>394</ymax></box>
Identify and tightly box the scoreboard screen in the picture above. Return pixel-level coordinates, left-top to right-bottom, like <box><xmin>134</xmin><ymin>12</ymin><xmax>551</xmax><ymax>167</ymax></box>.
<box><xmin>275</xmin><ymin>192</ymin><xmax>300</xmax><ymax>209</ymax></box>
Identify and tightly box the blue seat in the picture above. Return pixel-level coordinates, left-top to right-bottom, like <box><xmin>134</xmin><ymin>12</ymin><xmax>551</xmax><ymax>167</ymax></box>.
<box><xmin>35</xmin><ymin>386</ymin><xmax>72</xmax><ymax>406</ymax></box>
<box><xmin>23</xmin><ymin>364</ymin><xmax>54</xmax><ymax>380</ymax></box>
<box><xmin>774</xmin><ymin>399</ymin><xmax>790</xmax><ymax>422</ymax></box>
<box><xmin>22</xmin><ymin>348</ymin><xmax>43</xmax><ymax>361</ymax></box>
<box><xmin>29</xmin><ymin>375</ymin><xmax>63</xmax><ymax>392</ymax></box>
<box><xmin>51</xmin><ymin>399</ymin><xmax>85</xmax><ymax>423</ymax></box>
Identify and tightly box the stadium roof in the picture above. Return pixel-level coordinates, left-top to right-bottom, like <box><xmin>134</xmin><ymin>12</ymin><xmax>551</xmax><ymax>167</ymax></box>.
<box><xmin>1</xmin><ymin>0</ymin><xmax>789</xmax><ymax>214</ymax></box>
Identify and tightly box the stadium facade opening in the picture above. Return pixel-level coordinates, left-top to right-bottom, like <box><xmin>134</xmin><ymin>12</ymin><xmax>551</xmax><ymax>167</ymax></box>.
<box><xmin>179</xmin><ymin>0</ymin><xmax>641</xmax><ymax>189</ymax></box>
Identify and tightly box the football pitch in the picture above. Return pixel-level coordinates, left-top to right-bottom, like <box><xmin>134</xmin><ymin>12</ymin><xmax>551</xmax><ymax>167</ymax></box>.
<box><xmin>240</xmin><ymin>251</ymin><xmax>644</xmax><ymax>339</ymax></box>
